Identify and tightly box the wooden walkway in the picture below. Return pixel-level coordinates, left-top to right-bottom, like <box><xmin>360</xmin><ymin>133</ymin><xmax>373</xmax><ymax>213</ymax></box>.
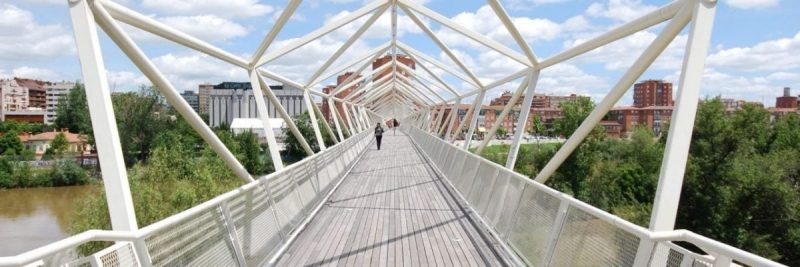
<box><xmin>276</xmin><ymin>132</ymin><xmax>506</xmax><ymax>266</ymax></box>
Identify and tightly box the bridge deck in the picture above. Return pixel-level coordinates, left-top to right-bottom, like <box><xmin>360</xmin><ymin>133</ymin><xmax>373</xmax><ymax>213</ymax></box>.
<box><xmin>277</xmin><ymin>132</ymin><xmax>505</xmax><ymax>266</ymax></box>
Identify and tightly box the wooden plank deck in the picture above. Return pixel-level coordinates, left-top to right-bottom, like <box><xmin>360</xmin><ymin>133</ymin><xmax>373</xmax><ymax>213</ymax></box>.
<box><xmin>276</xmin><ymin>132</ymin><xmax>505</xmax><ymax>266</ymax></box>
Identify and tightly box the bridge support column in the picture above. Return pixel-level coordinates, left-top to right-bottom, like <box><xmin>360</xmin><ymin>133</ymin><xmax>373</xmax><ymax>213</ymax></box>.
<box><xmin>329</xmin><ymin>97</ymin><xmax>346</xmax><ymax>141</ymax></box>
<box><xmin>304</xmin><ymin>91</ymin><xmax>327</xmax><ymax>150</ymax></box>
<box><xmin>250</xmin><ymin>71</ymin><xmax>286</xmax><ymax>170</ymax></box>
<box><xmin>649</xmin><ymin>0</ymin><xmax>717</xmax><ymax>233</ymax></box>
<box><xmin>463</xmin><ymin>90</ymin><xmax>485</xmax><ymax>150</ymax></box>
<box><xmin>506</xmin><ymin>70</ymin><xmax>540</xmax><ymax>169</ymax></box>
<box><xmin>444</xmin><ymin>97</ymin><xmax>461</xmax><ymax>141</ymax></box>
<box><xmin>256</xmin><ymin>75</ymin><xmax>315</xmax><ymax>156</ymax></box>
<box><xmin>69</xmin><ymin>0</ymin><xmax>148</xmax><ymax>265</ymax></box>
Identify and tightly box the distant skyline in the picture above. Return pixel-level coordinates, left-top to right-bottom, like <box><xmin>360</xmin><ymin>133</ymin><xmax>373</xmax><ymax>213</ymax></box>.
<box><xmin>0</xmin><ymin>0</ymin><xmax>797</xmax><ymax>107</ymax></box>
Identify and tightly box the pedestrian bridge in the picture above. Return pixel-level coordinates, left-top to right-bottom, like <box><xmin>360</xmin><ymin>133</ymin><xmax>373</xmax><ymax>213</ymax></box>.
<box><xmin>0</xmin><ymin>0</ymin><xmax>787</xmax><ymax>265</ymax></box>
<box><xmin>0</xmin><ymin>128</ymin><xmax>782</xmax><ymax>267</ymax></box>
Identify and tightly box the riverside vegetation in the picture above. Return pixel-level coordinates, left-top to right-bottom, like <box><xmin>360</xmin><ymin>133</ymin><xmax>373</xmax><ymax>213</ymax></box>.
<box><xmin>477</xmin><ymin>98</ymin><xmax>800</xmax><ymax>265</ymax></box>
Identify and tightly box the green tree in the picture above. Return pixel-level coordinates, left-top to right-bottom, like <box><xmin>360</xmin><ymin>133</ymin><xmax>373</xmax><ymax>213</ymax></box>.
<box><xmin>283</xmin><ymin>111</ymin><xmax>327</xmax><ymax>159</ymax></box>
<box><xmin>112</xmin><ymin>86</ymin><xmax>170</xmax><ymax>163</ymax></box>
<box><xmin>54</xmin><ymin>83</ymin><xmax>92</xmax><ymax>135</ymax></box>
<box><xmin>495</xmin><ymin>126</ymin><xmax>507</xmax><ymax>138</ymax></box>
<box><xmin>528</xmin><ymin>114</ymin><xmax>546</xmax><ymax>136</ymax></box>
<box><xmin>553</xmin><ymin>98</ymin><xmax>604</xmax><ymax>139</ymax></box>
<box><xmin>47</xmin><ymin>132</ymin><xmax>69</xmax><ymax>157</ymax></box>
<box><xmin>771</xmin><ymin>114</ymin><xmax>800</xmax><ymax>151</ymax></box>
<box><xmin>235</xmin><ymin>130</ymin><xmax>273</xmax><ymax>175</ymax></box>
<box><xmin>0</xmin><ymin>130</ymin><xmax>24</xmax><ymax>156</ymax></box>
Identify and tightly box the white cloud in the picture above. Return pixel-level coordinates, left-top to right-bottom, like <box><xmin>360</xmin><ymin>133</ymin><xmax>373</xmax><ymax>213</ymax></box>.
<box><xmin>586</xmin><ymin>0</ymin><xmax>657</xmax><ymax>22</ymax></box>
<box><xmin>725</xmin><ymin>0</ymin><xmax>779</xmax><ymax>10</ymax></box>
<box><xmin>435</xmin><ymin>5</ymin><xmax>561</xmax><ymax>51</ymax></box>
<box><xmin>504</xmin><ymin>0</ymin><xmax>572</xmax><ymax>10</ymax></box>
<box><xmin>150</xmin><ymin>52</ymin><xmax>247</xmax><ymax>90</ymax></box>
<box><xmin>0</xmin><ymin>66</ymin><xmax>61</xmax><ymax>81</ymax></box>
<box><xmin>141</xmin><ymin>0</ymin><xmax>273</xmax><ymax>18</ymax></box>
<box><xmin>324</xmin><ymin>9</ymin><xmax>423</xmax><ymax>40</ymax></box>
<box><xmin>706</xmin><ymin>32</ymin><xmax>800</xmax><ymax>72</ymax></box>
<box><xmin>106</xmin><ymin>70</ymin><xmax>150</xmax><ymax>91</ymax></box>
<box><xmin>665</xmin><ymin>68</ymin><xmax>796</xmax><ymax>106</ymax></box>
<box><xmin>0</xmin><ymin>4</ymin><xmax>74</xmax><ymax>62</ymax></box>
<box><xmin>125</xmin><ymin>15</ymin><xmax>249</xmax><ymax>43</ymax></box>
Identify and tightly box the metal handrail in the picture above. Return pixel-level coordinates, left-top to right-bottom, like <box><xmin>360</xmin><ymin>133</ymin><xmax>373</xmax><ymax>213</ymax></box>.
<box><xmin>405</xmin><ymin>126</ymin><xmax>785</xmax><ymax>267</ymax></box>
<box><xmin>0</xmin><ymin>130</ymin><xmax>374</xmax><ymax>267</ymax></box>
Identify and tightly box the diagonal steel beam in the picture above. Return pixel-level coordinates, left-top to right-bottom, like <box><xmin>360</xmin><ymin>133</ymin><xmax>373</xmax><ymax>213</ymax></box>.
<box><xmin>399</xmin><ymin>0</ymin><xmax>531</xmax><ymax>67</ymax></box>
<box><xmin>396</xmin><ymin>42</ymin><xmax>479</xmax><ymax>89</ymax></box>
<box><xmin>256</xmin><ymin>0</ymin><xmax>390</xmax><ymax>67</ymax></box>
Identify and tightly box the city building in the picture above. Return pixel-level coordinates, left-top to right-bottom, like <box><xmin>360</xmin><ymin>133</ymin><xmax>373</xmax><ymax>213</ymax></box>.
<box><xmin>372</xmin><ymin>54</ymin><xmax>415</xmax><ymax>81</ymax></box>
<box><xmin>608</xmin><ymin>106</ymin><xmax>673</xmax><ymax>136</ymax></box>
<box><xmin>230</xmin><ymin>117</ymin><xmax>286</xmax><ymax>144</ymax></box>
<box><xmin>603</xmin><ymin>80</ymin><xmax>676</xmax><ymax>136</ymax></box>
<box><xmin>15</xmin><ymin>78</ymin><xmax>47</xmax><ymax>109</ymax></box>
<box><xmin>321</xmin><ymin>53</ymin><xmax>416</xmax><ymax>125</ymax></box>
<box><xmin>45</xmin><ymin>81</ymin><xmax>76</xmax><ymax>124</ymax></box>
<box><xmin>775</xmin><ymin>87</ymin><xmax>797</xmax><ymax>109</ymax></box>
<box><xmin>180</xmin><ymin>90</ymin><xmax>200</xmax><ymax>113</ymax></box>
<box><xmin>207</xmin><ymin>82</ymin><xmax>305</xmax><ymax>127</ymax></box>
<box><xmin>198</xmin><ymin>83</ymin><xmax>213</xmax><ymax>115</ymax></box>
<box><xmin>18</xmin><ymin>129</ymin><xmax>91</xmax><ymax>158</ymax></box>
<box><xmin>634</xmin><ymin>79</ymin><xmax>673</xmax><ymax>107</ymax></box>
<box><xmin>0</xmin><ymin>79</ymin><xmax>30</xmax><ymax>117</ymax></box>
<box><xmin>490</xmin><ymin>91</ymin><xmax>588</xmax><ymax>109</ymax></box>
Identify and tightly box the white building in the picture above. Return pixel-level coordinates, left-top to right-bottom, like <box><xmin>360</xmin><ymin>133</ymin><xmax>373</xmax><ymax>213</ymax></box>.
<box><xmin>0</xmin><ymin>79</ymin><xmax>30</xmax><ymax>118</ymax></box>
<box><xmin>230</xmin><ymin>117</ymin><xmax>286</xmax><ymax>144</ymax></box>
<box><xmin>208</xmin><ymin>82</ymin><xmax>306</xmax><ymax>127</ymax></box>
<box><xmin>45</xmin><ymin>81</ymin><xmax>76</xmax><ymax>124</ymax></box>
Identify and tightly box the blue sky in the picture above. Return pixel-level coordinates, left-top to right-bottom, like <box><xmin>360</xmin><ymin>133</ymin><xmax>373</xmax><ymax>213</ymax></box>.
<box><xmin>0</xmin><ymin>0</ymin><xmax>797</xmax><ymax>106</ymax></box>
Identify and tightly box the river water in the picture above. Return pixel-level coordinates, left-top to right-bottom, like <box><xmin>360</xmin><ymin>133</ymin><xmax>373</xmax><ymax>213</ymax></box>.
<box><xmin>0</xmin><ymin>185</ymin><xmax>97</xmax><ymax>256</ymax></box>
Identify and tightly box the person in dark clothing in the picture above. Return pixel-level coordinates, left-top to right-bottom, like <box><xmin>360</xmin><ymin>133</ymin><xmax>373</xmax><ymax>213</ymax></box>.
<box><xmin>374</xmin><ymin>122</ymin><xmax>384</xmax><ymax>150</ymax></box>
<box><xmin>392</xmin><ymin>118</ymin><xmax>399</xmax><ymax>134</ymax></box>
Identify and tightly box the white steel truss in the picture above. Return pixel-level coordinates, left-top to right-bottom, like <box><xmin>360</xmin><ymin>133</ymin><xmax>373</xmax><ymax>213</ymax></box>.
<box><xmin>34</xmin><ymin>0</ymin><xmax>784</xmax><ymax>266</ymax></box>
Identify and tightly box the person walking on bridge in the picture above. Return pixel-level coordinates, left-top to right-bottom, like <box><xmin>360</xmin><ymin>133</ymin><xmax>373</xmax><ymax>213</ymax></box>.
<box><xmin>375</xmin><ymin>122</ymin><xmax>384</xmax><ymax>150</ymax></box>
<box><xmin>392</xmin><ymin>118</ymin><xmax>399</xmax><ymax>135</ymax></box>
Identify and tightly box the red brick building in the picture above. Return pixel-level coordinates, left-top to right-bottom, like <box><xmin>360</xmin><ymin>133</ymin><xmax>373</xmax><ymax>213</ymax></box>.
<box><xmin>14</xmin><ymin>78</ymin><xmax>48</xmax><ymax>109</ymax></box>
<box><xmin>372</xmin><ymin>54</ymin><xmax>415</xmax><ymax>81</ymax></box>
<box><xmin>634</xmin><ymin>80</ymin><xmax>673</xmax><ymax>107</ymax></box>
<box><xmin>776</xmin><ymin>87</ymin><xmax>798</xmax><ymax>109</ymax></box>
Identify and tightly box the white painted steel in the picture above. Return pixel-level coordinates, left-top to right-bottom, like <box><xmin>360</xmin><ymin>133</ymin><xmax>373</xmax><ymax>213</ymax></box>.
<box><xmin>505</xmin><ymin>70</ymin><xmax>540</xmax><ymax>169</ymax></box>
<box><xmin>92</xmin><ymin>2</ymin><xmax>255</xmax><ymax>184</ymax></box>
<box><xmin>534</xmin><ymin>4</ymin><xmax>692</xmax><ymax>183</ymax></box>
<box><xmin>475</xmin><ymin>74</ymin><xmax>531</xmax><ymax>154</ymax></box>
<box><xmin>250</xmin><ymin>70</ymin><xmax>286</xmax><ymax>170</ymax></box>
<box><xmin>304</xmin><ymin>91</ymin><xmax>327</xmax><ymax>150</ymax></box>
<box><xmin>650</xmin><ymin>0</ymin><xmax>717</xmax><ymax>232</ymax></box>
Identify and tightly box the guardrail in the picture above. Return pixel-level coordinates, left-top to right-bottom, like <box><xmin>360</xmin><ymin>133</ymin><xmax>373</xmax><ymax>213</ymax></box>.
<box><xmin>0</xmin><ymin>131</ymin><xmax>373</xmax><ymax>267</ymax></box>
<box><xmin>406</xmin><ymin>126</ymin><xmax>784</xmax><ymax>267</ymax></box>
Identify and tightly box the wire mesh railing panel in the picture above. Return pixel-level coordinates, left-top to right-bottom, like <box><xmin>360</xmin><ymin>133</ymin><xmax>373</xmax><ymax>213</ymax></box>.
<box><xmin>98</xmin><ymin>242</ymin><xmax>139</xmax><ymax>267</ymax></box>
<box><xmin>295</xmin><ymin>160</ymin><xmax>323</xmax><ymax>215</ymax></box>
<box><xmin>268</xmin><ymin>168</ymin><xmax>305</xmax><ymax>236</ymax></box>
<box><xmin>447</xmin><ymin>150</ymin><xmax>467</xmax><ymax>182</ymax></box>
<box><xmin>506</xmin><ymin>186</ymin><xmax>561</xmax><ymax>265</ymax></box>
<box><xmin>494</xmin><ymin>172</ymin><xmax>525</xmax><ymax>238</ymax></box>
<box><xmin>482</xmin><ymin>171</ymin><xmax>511</xmax><ymax>229</ymax></box>
<box><xmin>41</xmin><ymin>245</ymin><xmax>85</xmax><ymax>267</ymax></box>
<box><xmin>229</xmin><ymin>186</ymin><xmax>283</xmax><ymax>267</ymax></box>
<box><xmin>468</xmin><ymin>162</ymin><xmax>499</xmax><ymax>216</ymax></box>
<box><xmin>549</xmin><ymin>206</ymin><xmax>640</xmax><ymax>267</ymax></box>
<box><xmin>455</xmin><ymin>156</ymin><xmax>480</xmax><ymax>194</ymax></box>
<box><xmin>144</xmin><ymin>206</ymin><xmax>238</xmax><ymax>267</ymax></box>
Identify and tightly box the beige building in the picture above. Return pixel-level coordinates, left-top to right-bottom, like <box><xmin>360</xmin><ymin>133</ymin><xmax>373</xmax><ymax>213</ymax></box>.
<box><xmin>198</xmin><ymin>84</ymin><xmax>213</xmax><ymax>115</ymax></box>
<box><xmin>0</xmin><ymin>79</ymin><xmax>30</xmax><ymax>116</ymax></box>
<box><xmin>19</xmin><ymin>130</ymin><xmax>91</xmax><ymax>158</ymax></box>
